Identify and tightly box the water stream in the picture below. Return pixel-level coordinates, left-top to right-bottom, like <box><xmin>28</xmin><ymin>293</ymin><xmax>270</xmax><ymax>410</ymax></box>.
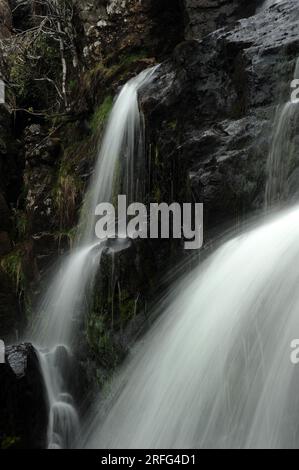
<box><xmin>82</xmin><ymin>204</ymin><xmax>299</xmax><ymax>449</ymax></box>
<box><xmin>265</xmin><ymin>58</ymin><xmax>299</xmax><ymax>207</ymax></box>
<box><xmin>29</xmin><ymin>66</ymin><xmax>158</xmax><ymax>449</ymax></box>
<box><xmin>79</xmin><ymin>55</ymin><xmax>299</xmax><ymax>449</ymax></box>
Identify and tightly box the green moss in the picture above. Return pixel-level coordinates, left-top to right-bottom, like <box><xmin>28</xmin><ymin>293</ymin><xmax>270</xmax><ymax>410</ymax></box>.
<box><xmin>119</xmin><ymin>294</ymin><xmax>135</xmax><ymax>324</ymax></box>
<box><xmin>52</xmin><ymin>139</ymin><xmax>87</xmax><ymax>231</ymax></box>
<box><xmin>90</xmin><ymin>96</ymin><xmax>114</xmax><ymax>134</ymax></box>
<box><xmin>0</xmin><ymin>250</ymin><xmax>24</xmax><ymax>293</ymax></box>
<box><xmin>69</xmin><ymin>79</ymin><xmax>78</xmax><ymax>92</ymax></box>
<box><xmin>168</xmin><ymin>120</ymin><xmax>178</xmax><ymax>130</ymax></box>
<box><xmin>12</xmin><ymin>210</ymin><xmax>28</xmax><ymax>240</ymax></box>
<box><xmin>1</xmin><ymin>436</ymin><xmax>20</xmax><ymax>450</ymax></box>
<box><xmin>86</xmin><ymin>313</ymin><xmax>121</xmax><ymax>371</ymax></box>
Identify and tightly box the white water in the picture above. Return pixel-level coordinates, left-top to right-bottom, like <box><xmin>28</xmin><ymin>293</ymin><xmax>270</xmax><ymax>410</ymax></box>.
<box><xmin>83</xmin><ymin>205</ymin><xmax>299</xmax><ymax>449</ymax></box>
<box><xmin>258</xmin><ymin>0</ymin><xmax>283</xmax><ymax>12</ymax></box>
<box><xmin>80</xmin><ymin>54</ymin><xmax>299</xmax><ymax>449</ymax></box>
<box><xmin>29</xmin><ymin>66</ymin><xmax>158</xmax><ymax>449</ymax></box>
<box><xmin>265</xmin><ymin>58</ymin><xmax>299</xmax><ymax>207</ymax></box>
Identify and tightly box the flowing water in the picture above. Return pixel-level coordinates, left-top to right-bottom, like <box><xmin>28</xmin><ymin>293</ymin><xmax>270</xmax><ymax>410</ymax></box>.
<box><xmin>258</xmin><ymin>0</ymin><xmax>283</xmax><ymax>12</ymax></box>
<box><xmin>79</xmin><ymin>50</ymin><xmax>299</xmax><ymax>449</ymax></box>
<box><xmin>29</xmin><ymin>66</ymin><xmax>158</xmax><ymax>449</ymax></box>
<box><xmin>265</xmin><ymin>61</ymin><xmax>299</xmax><ymax>207</ymax></box>
<box><xmin>26</xmin><ymin>13</ymin><xmax>299</xmax><ymax>448</ymax></box>
<box><xmin>83</xmin><ymin>205</ymin><xmax>299</xmax><ymax>449</ymax></box>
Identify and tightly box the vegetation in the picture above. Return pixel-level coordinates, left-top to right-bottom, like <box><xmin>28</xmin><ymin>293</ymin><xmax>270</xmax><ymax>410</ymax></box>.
<box><xmin>0</xmin><ymin>249</ymin><xmax>24</xmax><ymax>294</ymax></box>
<box><xmin>90</xmin><ymin>96</ymin><xmax>114</xmax><ymax>134</ymax></box>
<box><xmin>1</xmin><ymin>436</ymin><xmax>20</xmax><ymax>450</ymax></box>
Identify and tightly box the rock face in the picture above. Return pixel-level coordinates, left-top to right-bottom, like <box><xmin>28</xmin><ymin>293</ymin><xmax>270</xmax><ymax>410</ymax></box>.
<box><xmin>183</xmin><ymin>0</ymin><xmax>261</xmax><ymax>39</ymax></box>
<box><xmin>75</xmin><ymin>0</ymin><xmax>184</xmax><ymax>62</ymax></box>
<box><xmin>140</xmin><ymin>0</ymin><xmax>299</xmax><ymax>232</ymax></box>
<box><xmin>0</xmin><ymin>343</ymin><xmax>48</xmax><ymax>449</ymax></box>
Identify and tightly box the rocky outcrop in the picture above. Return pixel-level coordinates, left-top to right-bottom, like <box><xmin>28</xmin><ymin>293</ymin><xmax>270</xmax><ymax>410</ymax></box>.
<box><xmin>183</xmin><ymin>0</ymin><xmax>262</xmax><ymax>39</ymax></box>
<box><xmin>0</xmin><ymin>343</ymin><xmax>48</xmax><ymax>449</ymax></box>
<box><xmin>75</xmin><ymin>0</ymin><xmax>184</xmax><ymax>62</ymax></box>
<box><xmin>140</xmin><ymin>0</ymin><xmax>299</xmax><ymax>232</ymax></box>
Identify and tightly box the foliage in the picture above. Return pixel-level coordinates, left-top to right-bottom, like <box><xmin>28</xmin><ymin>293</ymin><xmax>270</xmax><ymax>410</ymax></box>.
<box><xmin>3</xmin><ymin>0</ymin><xmax>78</xmax><ymax>114</ymax></box>
<box><xmin>90</xmin><ymin>96</ymin><xmax>114</xmax><ymax>134</ymax></box>
<box><xmin>0</xmin><ymin>249</ymin><xmax>24</xmax><ymax>293</ymax></box>
<box><xmin>1</xmin><ymin>436</ymin><xmax>20</xmax><ymax>450</ymax></box>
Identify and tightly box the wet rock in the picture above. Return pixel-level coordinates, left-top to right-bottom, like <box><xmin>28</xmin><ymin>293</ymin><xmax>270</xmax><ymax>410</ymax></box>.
<box><xmin>24</xmin><ymin>124</ymin><xmax>59</xmax><ymax>234</ymax></box>
<box><xmin>75</xmin><ymin>0</ymin><xmax>184</xmax><ymax>62</ymax></box>
<box><xmin>183</xmin><ymin>0</ymin><xmax>261</xmax><ymax>39</ymax></box>
<box><xmin>0</xmin><ymin>343</ymin><xmax>48</xmax><ymax>449</ymax></box>
<box><xmin>140</xmin><ymin>0</ymin><xmax>299</xmax><ymax>233</ymax></box>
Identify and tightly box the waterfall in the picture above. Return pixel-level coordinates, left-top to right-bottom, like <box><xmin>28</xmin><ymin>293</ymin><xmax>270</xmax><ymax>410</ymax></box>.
<box><xmin>258</xmin><ymin>0</ymin><xmax>283</xmax><ymax>12</ymax></box>
<box><xmin>83</xmin><ymin>204</ymin><xmax>299</xmax><ymax>449</ymax></box>
<box><xmin>265</xmin><ymin>60</ymin><xmax>299</xmax><ymax>207</ymax></box>
<box><xmin>29</xmin><ymin>66</ymin><xmax>158</xmax><ymax>449</ymax></box>
<box><xmin>79</xmin><ymin>58</ymin><xmax>299</xmax><ymax>449</ymax></box>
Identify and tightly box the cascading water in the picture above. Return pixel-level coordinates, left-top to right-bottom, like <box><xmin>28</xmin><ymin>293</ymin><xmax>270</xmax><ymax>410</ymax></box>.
<box><xmin>258</xmin><ymin>0</ymin><xmax>283</xmax><ymax>12</ymax></box>
<box><xmin>29</xmin><ymin>66</ymin><xmax>158</xmax><ymax>449</ymax></box>
<box><xmin>265</xmin><ymin>59</ymin><xmax>299</xmax><ymax>206</ymax></box>
<box><xmin>79</xmin><ymin>51</ymin><xmax>299</xmax><ymax>450</ymax></box>
<box><xmin>83</xmin><ymin>205</ymin><xmax>299</xmax><ymax>449</ymax></box>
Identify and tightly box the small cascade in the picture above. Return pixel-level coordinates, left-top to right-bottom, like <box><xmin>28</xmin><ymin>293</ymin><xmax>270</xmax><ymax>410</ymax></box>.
<box><xmin>265</xmin><ymin>59</ymin><xmax>299</xmax><ymax>207</ymax></box>
<box><xmin>83</xmin><ymin>205</ymin><xmax>299</xmax><ymax>449</ymax></box>
<box><xmin>28</xmin><ymin>66</ymin><xmax>159</xmax><ymax>449</ymax></box>
<box><xmin>38</xmin><ymin>347</ymin><xmax>80</xmax><ymax>449</ymax></box>
<box><xmin>258</xmin><ymin>0</ymin><xmax>283</xmax><ymax>12</ymax></box>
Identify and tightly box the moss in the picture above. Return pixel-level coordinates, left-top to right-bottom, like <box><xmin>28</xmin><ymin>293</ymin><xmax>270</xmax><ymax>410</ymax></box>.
<box><xmin>12</xmin><ymin>210</ymin><xmax>28</xmax><ymax>241</ymax></box>
<box><xmin>168</xmin><ymin>120</ymin><xmax>178</xmax><ymax>130</ymax></box>
<box><xmin>90</xmin><ymin>95</ymin><xmax>114</xmax><ymax>134</ymax></box>
<box><xmin>52</xmin><ymin>137</ymin><xmax>89</xmax><ymax>231</ymax></box>
<box><xmin>86</xmin><ymin>313</ymin><xmax>122</xmax><ymax>371</ymax></box>
<box><xmin>84</xmin><ymin>50</ymin><xmax>151</xmax><ymax>106</ymax></box>
<box><xmin>0</xmin><ymin>250</ymin><xmax>24</xmax><ymax>294</ymax></box>
<box><xmin>69</xmin><ymin>79</ymin><xmax>78</xmax><ymax>92</ymax></box>
<box><xmin>88</xmin><ymin>50</ymin><xmax>148</xmax><ymax>83</ymax></box>
<box><xmin>1</xmin><ymin>436</ymin><xmax>21</xmax><ymax>450</ymax></box>
<box><xmin>118</xmin><ymin>292</ymin><xmax>136</xmax><ymax>324</ymax></box>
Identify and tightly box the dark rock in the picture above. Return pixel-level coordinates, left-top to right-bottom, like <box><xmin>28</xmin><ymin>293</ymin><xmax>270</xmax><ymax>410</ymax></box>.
<box><xmin>183</xmin><ymin>0</ymin><xmax>261</xmax><ymax>39</ymax></box>
<box><xmin>0</xmin><ymin>269</ymin><xmax>22</xmax><ymax>342</ymax></box>
<box><xmin>140</xmin><ymin>0</ymin><xmax>299</xmax><ymax>233</ymax></box>
<box><xmin>0</xmin><ymin>231</ymin><xmax>11</xmax><ymax>256</ymax></box>
<box><xmin>0</xmin><ymin>343</ymin><xmax>48</xmax><ymax>449</ymax></box>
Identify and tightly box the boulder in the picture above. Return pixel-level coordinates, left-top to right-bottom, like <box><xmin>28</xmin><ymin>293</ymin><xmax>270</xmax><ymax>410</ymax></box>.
<box><xmin>0</xmin><ymin>343</ymin><xmax>48</xmax><ymax>449</ymax></box>
<box><xmin>139</xmin><ymin>0</ymin><xmax>299</xmax><ymax>233</ymax></box>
